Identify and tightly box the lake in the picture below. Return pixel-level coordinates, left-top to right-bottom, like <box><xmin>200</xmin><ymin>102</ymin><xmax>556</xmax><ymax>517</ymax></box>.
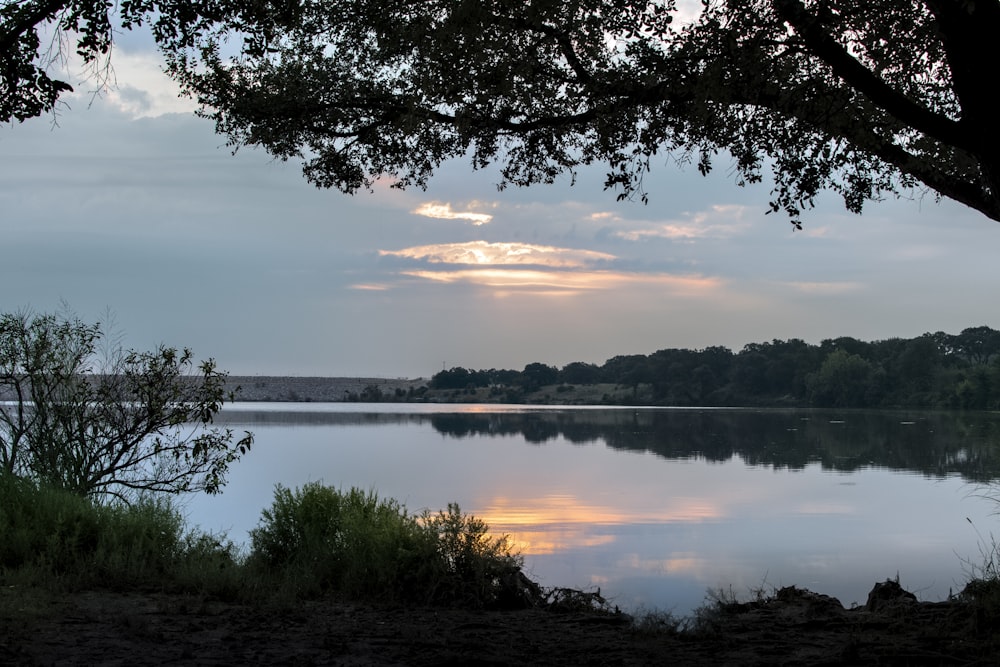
<box><xmin>184</xmin><ymin>403</ymin><xmax>1000</xmax><ymax>616</ymax></box>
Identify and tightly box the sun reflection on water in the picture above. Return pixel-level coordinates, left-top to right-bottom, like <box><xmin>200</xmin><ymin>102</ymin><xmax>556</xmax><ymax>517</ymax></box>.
<box><xmin>476</xmin><ymin>493</ymin><xmax>724</xmax><ymax>556</ymax></box>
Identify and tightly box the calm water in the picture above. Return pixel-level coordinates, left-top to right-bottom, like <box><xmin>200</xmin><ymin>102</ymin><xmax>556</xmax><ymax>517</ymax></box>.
<box><xmin>185</xmin><ymin>404</ymin><xmax>1000</xmax><ymax>615</ymax></box>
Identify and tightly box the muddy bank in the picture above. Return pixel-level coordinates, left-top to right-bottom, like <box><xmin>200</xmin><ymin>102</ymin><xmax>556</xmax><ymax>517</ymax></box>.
<box><xmin>3</xmin><ymin>581</ymin><xmax>998</xmax><ymax>666</ymax></box>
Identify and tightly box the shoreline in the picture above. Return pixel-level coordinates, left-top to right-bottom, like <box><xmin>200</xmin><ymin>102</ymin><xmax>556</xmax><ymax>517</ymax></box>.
<box><xmin>4</xmin><ymin>579</ymin><xmax>997</xmax><ymax>665</ymax></box>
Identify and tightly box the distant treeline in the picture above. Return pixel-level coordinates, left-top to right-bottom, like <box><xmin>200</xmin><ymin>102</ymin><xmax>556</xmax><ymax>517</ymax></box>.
<box><xmin>429</xmin><ymin>326</ymin><xmax>1000</xmax><ymax>409</ymax></box>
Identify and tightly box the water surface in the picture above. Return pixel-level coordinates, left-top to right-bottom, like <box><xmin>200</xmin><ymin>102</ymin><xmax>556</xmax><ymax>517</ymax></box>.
<box><xmin>185</xmin><ymin>404</ymin><xmax>1000</xmax><ymax>615</ymax></box>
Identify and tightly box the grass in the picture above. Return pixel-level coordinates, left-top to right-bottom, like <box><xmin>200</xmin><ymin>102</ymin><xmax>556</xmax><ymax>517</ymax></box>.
<box><xmin>958</xmin><ymin>517</ymin><xmax>1000</xmax><ymax>625</ymax></box>
<box><xmin>0</xmin><ymin>474</ymin><xmax>240</xmax><ymax>595</ymax></box>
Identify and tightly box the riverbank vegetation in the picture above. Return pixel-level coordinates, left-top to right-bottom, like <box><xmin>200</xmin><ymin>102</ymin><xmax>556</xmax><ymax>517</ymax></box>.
<box><xmin>5</xmin><ymin>471</ymin><xmax>1000</xmax><ymax>615</ymax></box>
<box><xmin>424</xmin><ymin>326</ymin><xmax>1000</xmax><ymax>409</ymax></box>
<box><xmin>0</xmin><ymin>475</ymin><xmax>549</xmax><ymax>611</ymax></box>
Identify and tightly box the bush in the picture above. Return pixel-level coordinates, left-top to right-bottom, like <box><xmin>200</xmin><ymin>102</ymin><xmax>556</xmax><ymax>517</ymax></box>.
<box><xmin>248</xmin><ymin>482</ymin><xmax>524</xmax><ymax>606</ymax></box>
<box><xmin>420</xmin><ymin>503</ymin><xmax>523</xmax><ymax>607</ymax></box>
<box><xmin>0</xmin><ymin>474</ymin><xmax>101</xmax><ymax>576</ymax></box>
<box><xmin>0</xmin><ymin>474</ymin><xmax>243</xmax><ymax>595</ymax></box>
<box><xmin>1</xmin><ymin>476</ymin><xmax>531</xmax><ymax>608</ymax></box>
<box><xmin>0</xmin><ymin>474</ymin><xmax>185</xmax><ymax>586</ymax></box>
<box><xmin>247</xmin><ymin>484</ymin><xmax>420</xmax><ymax>599</ymax></box>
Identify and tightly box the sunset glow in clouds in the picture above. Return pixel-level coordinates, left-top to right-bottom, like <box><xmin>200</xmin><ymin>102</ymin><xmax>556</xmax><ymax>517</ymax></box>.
<box><xmin>380</xmin><ymin>241</ymin><xmax>615</xmax><ymax>267</ymax></box>
<box><xmin>379</xmin><ymin>241</ymin><xmax>720</xmax><ymax>294</ymax></box>
<box><xmin>412</xmin><ymin>201</ymin><xmax>494</xmax><ymax>225</ymax></box>
<box><xmin>399</xmin><ymin>269</ymin><xmax>722</xmax><ymax>295</ymax></box>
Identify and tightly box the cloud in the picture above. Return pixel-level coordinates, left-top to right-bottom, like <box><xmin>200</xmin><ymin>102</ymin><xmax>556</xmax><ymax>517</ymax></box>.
<box><xmin>611</xmin><ymin>204</ymin><xmax>752</xmax><ymax>241</ymax></box>
<box><xmin>400</xmin><ymin>268</ymin><xmax>722</xmax><ymax>296</ymax></box>
<box><xmin>380</xmin><ymin>241</ymin><xmax>616</xmax><ymax>268</ymax></box>
<box><xmin>62</xmin><ymin>48</ymin><xmax>199</xmax><ymax>119</ymax></box>
<box><xmin>884</xmin><ymin>244</ymin><xmax>947</xmax><ymax>261</ymax></box>
<box><xmin>782</xmin><ymin>281</ymin><xmax>863</xmax><ymax>295</ymax></box>
<box><xmin>801</xmin><ymin>226</ymin><xmax>835</xmax><ymax>238</ymax></box>
<box><xmin>379</xmin><ymin>241</ymin><xmax>721</xmax><ymax>296</ymax></box>
<box><xmin>412</xmin><ymin>201</ymin><xmax>495</xmax><ymax>225</ymax></box>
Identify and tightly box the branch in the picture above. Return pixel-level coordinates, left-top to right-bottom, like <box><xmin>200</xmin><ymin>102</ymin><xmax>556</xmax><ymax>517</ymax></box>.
<box><xmin>729</xmin><ymin>78</ymin><xmax>1000</xmax><ymax>221</ymax></box>
<box><xmin>772</xmin><ymin>0</ymin><xmax>972</xmax><ymax>154</ymax></box>
<box><xmin>0</xmin><ymin>0</ymin><xmax>68</xmax><ymax>53</ymax></box>
<box><xmin>518</xmin><ymin>19</ymin><xmax>595</xmax><ymax>86</ymax></box>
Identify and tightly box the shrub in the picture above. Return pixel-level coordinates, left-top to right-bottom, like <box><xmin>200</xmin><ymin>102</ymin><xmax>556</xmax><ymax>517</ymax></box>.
<box><xmin>420</xmin><ymin>503</ymin><xmax>523</xmax><ymax>607</ymax></box>
<box><xmin>247</xmin><ymin>482</ymin><xmax>523</xmax><ymax>606</ymax></box>
<box><xmin>0</xmin><ymin>474</ymin><xmax>102</xmax><ymax>575</ymax></box>
<box><xmin>248</xmin><ymin>483</ymin><xmax>427</xmax><ymax>599</ymax></box>
<box><xmin>1</xmin><ymin>476</ymin><xmax>530</xmax><ymax>608</ymax></box>
<box><xmin>0</xmin><ymin>474</ymin><xmax>241</xmax><ymax>595</ymax></box>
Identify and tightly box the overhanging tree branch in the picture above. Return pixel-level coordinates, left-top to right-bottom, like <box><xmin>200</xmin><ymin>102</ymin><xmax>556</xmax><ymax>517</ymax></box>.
<box><xmin>772</xmin><ymin>0</ymin><xmax>970</xmax><ymax>152</ymax></box>
<box><xmin>6</xmin><ymin>0</ymin><xmax>1000</xmax><ymax>225</ymax></box>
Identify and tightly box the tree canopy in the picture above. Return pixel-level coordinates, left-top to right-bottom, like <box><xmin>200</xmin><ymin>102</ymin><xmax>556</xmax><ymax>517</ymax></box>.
<box><xmin>4</xmin><ymin>1</ymin><xmax>999</xmax><ymax>225</ymax></box>
<box><xmin>427</xmin><ymin>325</ymin><xmax>1000</xmax><ymax>409</ymax></box>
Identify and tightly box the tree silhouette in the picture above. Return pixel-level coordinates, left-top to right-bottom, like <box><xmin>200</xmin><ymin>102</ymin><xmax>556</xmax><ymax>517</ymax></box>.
<box><xmin>4</xmin><ymin>2</ymin><xmax>999</xmax><ymax>224</ymax></box>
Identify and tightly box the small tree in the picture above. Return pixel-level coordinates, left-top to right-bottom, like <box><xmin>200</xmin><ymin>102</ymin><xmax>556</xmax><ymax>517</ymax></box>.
<box><xmin>0</xmin><ymin>310</ymin><xmax>252</xmax><ymax>501</ymax></box>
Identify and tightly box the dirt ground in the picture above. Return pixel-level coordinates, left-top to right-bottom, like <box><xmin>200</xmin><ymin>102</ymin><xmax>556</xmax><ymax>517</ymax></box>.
<box><xmin>2</xmin><ymin>581</ymin><xmax>999</xmax><ymax>666</ymax></box>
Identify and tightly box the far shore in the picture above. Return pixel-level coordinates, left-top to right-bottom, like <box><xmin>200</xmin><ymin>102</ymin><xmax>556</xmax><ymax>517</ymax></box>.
<box><xmin>225</xmin><ymin>376</ymin><xmax>429</xmax><ymax>402</ymax></box>
<box><xmin>225</xmin><ymin>376</ymin><xmax>678</xmax><ymax>406</ymax></box>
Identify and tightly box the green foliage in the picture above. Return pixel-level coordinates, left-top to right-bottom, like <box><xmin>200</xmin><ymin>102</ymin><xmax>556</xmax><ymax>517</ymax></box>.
<box><xmin>427</xmin><ymin>325</ymin><xmax>1000</xmax><ymax>410</ymax></box>
<box><xmin>154</xmin><ymin>0</ymin><xmax>999</xmax><ymax>224</ymax></box>
<box><xmin>0</xmin><ymin>309</ymin><xmax>252</xmax><ymax>501</ymax></box>
<box><xmin>0</xmin><ymin>473</ymin><xmax>247</xmax><ymax>598</ymax></box>
<box><xmin>0</xmin><ymin>0</ymin><xmax>226</xmax><ymax>122</ymax></box>
<box><xmin>0</xmin><ymin>476</ymin><xmax>526</xmax><ymax>608</ymax></box>
<box><xmin>806</xmin><ymin>349</ymin><xmax>878</xmax><ymax>408</ymax></box>
<box><xmin>0</xmin><ymin>474</ymin><xmax>182</xmax><ymax>587</ymax></box>
<box><xmin>420</xmin><ymin>503</ymin><xmax>524</xmax><ymax>607</ymax></box>
<box><xmin>248</xmin><ymin>482</ymin><xmax>523</xmax><ymax>607</ymax></box>
<box><xmin>520</xmin><ymin>363</ymin><xmax>559</xmax><ymax>392</ymax></box>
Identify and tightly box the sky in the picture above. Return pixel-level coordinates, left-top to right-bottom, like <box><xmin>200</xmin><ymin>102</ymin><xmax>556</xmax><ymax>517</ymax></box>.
<box><xmin>3</xmin><ymin>29</ymin><xmax>1000</xmax><ymax>379</ymax></box>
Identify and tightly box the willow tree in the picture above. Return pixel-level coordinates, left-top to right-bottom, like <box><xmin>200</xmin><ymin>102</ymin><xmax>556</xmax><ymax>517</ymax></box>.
<box><xmin>4</xmin><ymin>1</ymin><xmax>998</xmax><ymax>225</ymax></box>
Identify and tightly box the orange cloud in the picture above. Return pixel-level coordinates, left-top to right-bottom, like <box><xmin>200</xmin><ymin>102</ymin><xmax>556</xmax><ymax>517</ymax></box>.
<box><xmin>380</xmin><ymin>241</ymin><xmax>723</xmax><ymax>296</ymax></box>
<box><xmin>502</xmin><ymin>528</ymin><xmax>617</xmax><ymax>556</ymax></box>
<box><xmin>400</xmin><ymin>268</ymin><xmax>722</xmax><ymax>295</ymax></box>
<box><xmin>381</xmin><ymin>241</ymin><xmax>615</xmax><ymax>268</ymax></box>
